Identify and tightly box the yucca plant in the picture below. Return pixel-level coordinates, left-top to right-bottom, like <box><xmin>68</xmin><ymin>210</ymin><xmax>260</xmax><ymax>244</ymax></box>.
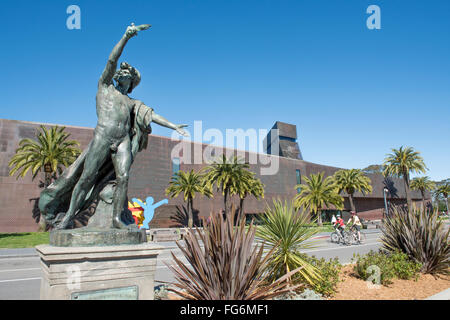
<box><xmin>381</xmin><ymin>205</ymin><xmax>450</xmax><ymax>275</ymax></box>
<box><xmin>167</xmin><ymin>206</ymin><xmax>304</xmax><ymax>300</ymax></box>
<box><xmin>256</xmin><ymin>199</ymin><xmax>321</xmax><ymax>286</ymax></box>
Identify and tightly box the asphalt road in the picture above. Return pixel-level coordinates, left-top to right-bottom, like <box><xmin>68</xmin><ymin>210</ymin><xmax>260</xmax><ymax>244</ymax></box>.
<box><xmin>0</xmin><ymin>230</ymin><xmax>382</xmax><ymax>300</ymax></box>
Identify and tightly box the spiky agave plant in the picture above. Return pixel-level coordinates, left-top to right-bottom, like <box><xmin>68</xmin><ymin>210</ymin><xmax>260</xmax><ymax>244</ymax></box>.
<box><xmin>167</xmin><ymin>206</ymin><xmax>304</xmax><ymax>300</ymax></box>
<box><xmin>256</xmin><ymin>199</ymin><xmax>321</xmax><ymax>285</ymax></box>
<box><xmin>381</xmin><ymin>205</ymin><xmax>449</xmax><ymax>275</ymax></box>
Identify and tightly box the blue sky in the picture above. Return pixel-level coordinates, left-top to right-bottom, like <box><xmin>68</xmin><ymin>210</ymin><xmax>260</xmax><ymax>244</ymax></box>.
<box><xmin>1</xmin><ymin>0</ymin><xmax>449</xmax><ymax>181</ymax></box>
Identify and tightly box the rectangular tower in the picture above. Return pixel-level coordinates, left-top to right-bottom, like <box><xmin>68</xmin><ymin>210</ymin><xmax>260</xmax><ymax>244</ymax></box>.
<box><xmin>263</xmin><ymin>121</ymin><xmax>303</xmax><ymax>160</ymax></box>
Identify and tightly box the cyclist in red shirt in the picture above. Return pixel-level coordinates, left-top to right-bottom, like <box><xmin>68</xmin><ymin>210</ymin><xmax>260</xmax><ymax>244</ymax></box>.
<box><xmin>334</xmin><ymin>214</ymin><xmax>345</xmax><ymax>237</ymax></box>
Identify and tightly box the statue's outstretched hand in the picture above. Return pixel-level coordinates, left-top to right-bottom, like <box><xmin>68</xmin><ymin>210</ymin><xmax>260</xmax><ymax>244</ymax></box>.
<box><xmin>126</xmin><ymin>23</ymin><xmax>151</xmax><ymax>38</ymax></box>
<box><xmin>175</xmin><ymin>124</ymin><xmax>189</xmax><ymax>137</ymax></box>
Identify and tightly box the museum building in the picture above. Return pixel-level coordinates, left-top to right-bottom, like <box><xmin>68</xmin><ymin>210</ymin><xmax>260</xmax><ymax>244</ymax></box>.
<box><xmin>0</xmin><ymin>118</ymin><xmax>429</xmax><ymax>232</ymax></box>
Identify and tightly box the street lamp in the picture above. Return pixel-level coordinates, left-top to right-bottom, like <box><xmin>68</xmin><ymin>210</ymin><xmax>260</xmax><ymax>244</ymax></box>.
<box><xmin>383</xmin><ymin>187</ymin><xmax>389</xmax><ymax>218</ymax></box>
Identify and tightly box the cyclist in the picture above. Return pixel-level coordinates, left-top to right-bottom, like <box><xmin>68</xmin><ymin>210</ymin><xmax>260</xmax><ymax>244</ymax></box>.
<box><xmin>333</xmin><ymin>214</ymin><xmax>345</xmax><ymax>238</ymax></box>
<box><xmin>347</xmin><ymin>211</ymin><xmax>362</xmax><ymax>243</ymax></box>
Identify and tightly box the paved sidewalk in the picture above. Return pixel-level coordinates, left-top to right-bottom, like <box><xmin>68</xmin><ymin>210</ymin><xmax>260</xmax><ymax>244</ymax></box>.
<box><xmin>0</xmin><ymin>229</ymin><xmax>381</xmax><ymax>256</ymax></box>
<box><xmin>425</xmin><ymin>288</ymin><xmax>450</xmax><ymax>300</ymax></box>
<box><xmin>0</xmin><ymin>248</ymin><xmax>38</xmax><ymax>258</ymax></box>
<box><xmin>0</xmin><ymin>229</ymin><xmax>381</xmax><ymax>249</ymax></box>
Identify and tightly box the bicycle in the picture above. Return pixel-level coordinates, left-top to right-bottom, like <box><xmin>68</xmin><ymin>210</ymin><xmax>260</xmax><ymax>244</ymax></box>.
<box><xmin>347</xmin><ymin>225</ymin><xmax>366</xmax><ymax>245</ymax></box>
<box><xmin>330</xmin><ymin>226</ymin><xmax>351</xmax><ymax>245</ymax></box>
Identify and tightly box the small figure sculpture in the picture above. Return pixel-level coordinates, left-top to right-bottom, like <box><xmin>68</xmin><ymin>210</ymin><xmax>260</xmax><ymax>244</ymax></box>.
<box><xmin>39</xmin><ymin>23</ymin><xmax>188</xmax><ymax>230</ymax></box>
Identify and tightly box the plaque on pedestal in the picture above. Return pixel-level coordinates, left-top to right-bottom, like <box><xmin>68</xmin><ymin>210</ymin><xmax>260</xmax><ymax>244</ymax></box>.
<box><xmin>36</xmin><ymin>243</ymin><xmax>164</xmax><ymax>300</ymax></box>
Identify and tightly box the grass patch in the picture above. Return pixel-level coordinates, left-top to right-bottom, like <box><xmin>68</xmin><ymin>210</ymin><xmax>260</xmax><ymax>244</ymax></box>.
<box><xmin>0</xmin><ymin>232</ymin><xmax>49</xmax><ymax>248</ymax></box>
<box><xmin>308</xmin><ymin>225</ymin><xmax>335</xmax><ymax>233</ymax></box>
<box><xmin>301</xmin><ymin>223</ymin><xmax>335</xmax><ymax>233</ymax></box>
<box><xmin>245</xmin><ymin>224</ymin><xmax>335</xmax><ymax>234</ymax></box>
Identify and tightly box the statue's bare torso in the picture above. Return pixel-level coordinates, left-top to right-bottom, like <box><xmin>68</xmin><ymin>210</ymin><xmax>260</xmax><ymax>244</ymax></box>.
<box><xmin>95</xmin><ymin>84</ymin><xmax>134</xmax><ymax>144</ymax></box>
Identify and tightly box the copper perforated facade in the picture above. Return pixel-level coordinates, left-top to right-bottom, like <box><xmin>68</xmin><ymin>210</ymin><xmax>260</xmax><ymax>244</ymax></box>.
<box><xmin>0</xmin><ymin>118</ymin><xmax>428</xmax><ymax>232</ymax></box>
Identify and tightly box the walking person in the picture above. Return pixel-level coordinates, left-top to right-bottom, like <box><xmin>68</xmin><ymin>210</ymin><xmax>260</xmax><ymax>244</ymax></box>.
<box><xmin>331</xmin><ymin>214</ymin><xmax>337</xmax><ymax>225</ymax></box>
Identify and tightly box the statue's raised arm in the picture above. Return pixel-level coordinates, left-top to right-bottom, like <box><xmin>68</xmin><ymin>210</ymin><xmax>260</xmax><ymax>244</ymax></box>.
<box><xmin>98</xmin><ymin>23</ymin><xmax>151</xmax><ymax>86</ymax></box>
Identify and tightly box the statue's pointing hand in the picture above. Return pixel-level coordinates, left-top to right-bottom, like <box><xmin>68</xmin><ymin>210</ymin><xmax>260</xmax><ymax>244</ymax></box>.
<box><xmin>126</xmin><ymin>23</ymin><xmax>151</xmax><ymax>38</ymax></box>
<box><xmin>176</xmin><ymin>124</ymin><xmax>189</xmax><ymax>137</ymax></box>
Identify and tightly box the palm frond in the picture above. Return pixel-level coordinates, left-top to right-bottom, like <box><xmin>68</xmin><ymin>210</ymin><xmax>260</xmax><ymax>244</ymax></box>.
<box><xmin>8</xmin><ymin>125</ymin><xmax>81</xmax><ymax>182</ymax></box>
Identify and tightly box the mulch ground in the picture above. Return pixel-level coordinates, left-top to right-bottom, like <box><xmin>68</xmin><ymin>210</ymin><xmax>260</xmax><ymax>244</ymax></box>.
<box><xmin>330</xmin><ymin>264</ymin><xmax>450</xmax><ymax>300</ymax></box>
<box><xmin>161</xmin><ymin>264</ymin><xmax>450</xmax><ymax>300</ymax></box>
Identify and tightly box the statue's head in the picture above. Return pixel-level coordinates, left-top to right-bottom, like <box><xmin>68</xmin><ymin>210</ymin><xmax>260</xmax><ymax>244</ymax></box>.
<box><xmin>113</xmin><ymin>62</ymin><xmax>141</xmax><ymax>94</ymax></box>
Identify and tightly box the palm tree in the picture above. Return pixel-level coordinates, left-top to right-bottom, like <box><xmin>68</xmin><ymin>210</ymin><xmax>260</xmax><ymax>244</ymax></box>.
<box><xmin>202</xmin><ymin>155</ymin><xmax>250</xmax><ymax>214</ymax></box>
<box><xmin>383</xmin><ymin>146</ymin><xmax>427</xmax><ymax>210</ymax></box>
<box><xmin>166</xmin><ymin>169</ymin><xmax>212</xmax><ymax>228</ymax></box>
<box><xmin>434</xmin><ymin>183</ymin><xmax>450</xmax><ymax>215</ymax></box>
<box><xmin>236</xmin><ymin>173</ymin><xmax>265</xmax><ymax>216</ymax></box>
<box><xmin>294</xmin><ymin>172</ymin><xmax>344</xmax><ymax>226</ymax></box>
<box><xmin>410</xmin><ymin>176</ymin><xmax>435</xmax><ymax>209</ymax></box>
<box><xmin>8</xmin><ymin>125</ymin><xmax>81</xmax><ymax>230</ymax></box>
<box><xmin>333</xmin><ymin>169</ymin><xmax>373</xmax><ymax>213</ymax></box>
<box><xmin>362</xmin><ymin>164</ymin><xmax>384</xmax><ymax>175</ymax></box>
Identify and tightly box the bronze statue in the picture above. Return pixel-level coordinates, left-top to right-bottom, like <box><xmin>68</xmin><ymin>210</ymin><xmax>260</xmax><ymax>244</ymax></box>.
<box><xmin>39</xmin><ymin>23</ymin><xmax>188</xmax><ymax>230</ymax></box>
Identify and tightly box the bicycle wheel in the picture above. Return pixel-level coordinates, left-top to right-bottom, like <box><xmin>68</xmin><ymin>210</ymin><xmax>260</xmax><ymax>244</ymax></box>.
<box><xmin>350</xmin><ymin>230</ymin><xmax>366</xmax><ymax>244</ymax></box>
<box><xmin>358</xmin><ymin>232</ymin><xmax>367</xmax><ymax>244</ymax></box>
<box><xmin>343</xmin><ymin>231</ymin><xmax>352</xmax><ymax>245</ymax></box>
<box><xmin>330</xmin><ymin>231</ymin><xmax>339</xmax><ymax>243</ymax></box>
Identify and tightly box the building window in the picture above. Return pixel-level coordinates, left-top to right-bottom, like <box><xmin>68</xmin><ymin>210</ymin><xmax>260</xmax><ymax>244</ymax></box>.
<box><xmin>279</xmin><ymin>136</ymin><xmax>296</xmax><ymax>143</ymax></box>
<box><xmin>172</xmin><ymin>158</ymin><xmax>180</xmax><ymax>175</ymax></box>
<box><xmin>296</xmin><ymin>169</ymin><xmax>301</xmax><ymax>193</ymax></box>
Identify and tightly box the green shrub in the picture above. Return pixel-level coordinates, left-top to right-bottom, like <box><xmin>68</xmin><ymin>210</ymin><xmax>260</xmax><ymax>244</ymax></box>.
<box><xmin>308</xmin><ymin>255</ymin><xmax>342</xmax><ymax>296</ymax></box>
<box><xmin>389</xmin><ymin>250</ymin><xmax>422</xmax><ymax>280</ymax></box>
<box><xmin>296</xmin><ymin>254</ymin><xmax>342</xmax><ymax>297</ymax></box>
<box><xmin>353</xmin><ymin>250</ymin><xmax>422</xmax><ymax>286</ymax></box>
<box><xmin>353</xmin><ymin>251</ymin><xmax>395</xmax><ymax>285</ymax></box>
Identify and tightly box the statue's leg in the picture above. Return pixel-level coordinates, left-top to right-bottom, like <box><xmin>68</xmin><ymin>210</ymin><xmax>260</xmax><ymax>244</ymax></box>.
<box><xmin>111</xmin><ymin>135</ymin><xmax>133</xmax><ymax>229</ymax></box>
<box><xmin>57</xmin><ymin>135</ymin><xmax>110</xmax><ymax>229</ymax></box>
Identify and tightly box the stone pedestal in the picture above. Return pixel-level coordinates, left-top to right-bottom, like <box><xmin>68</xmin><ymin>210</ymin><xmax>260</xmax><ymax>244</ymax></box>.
<box><xmin>49</xmin><ymin>228</ymin><xmax>147</xmax><ymax>247</ymax></box>
<box><xmin>36</xmin><ymin>243</ymin><xmax>163</xmax><ymax>300</ymax></box>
